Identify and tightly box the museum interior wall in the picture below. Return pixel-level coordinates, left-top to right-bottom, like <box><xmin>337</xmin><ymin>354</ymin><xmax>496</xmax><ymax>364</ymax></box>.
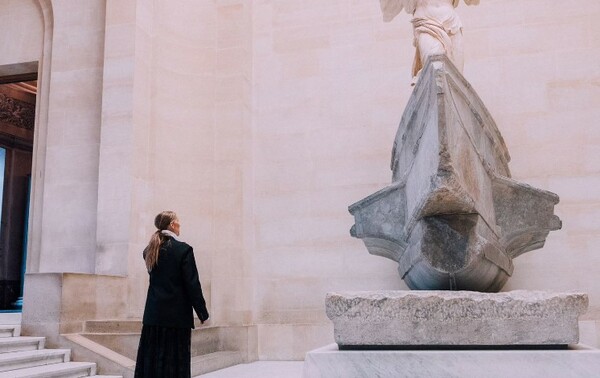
<box><xmin>37</xmin><ymin>0</ymin><xmax>105</xmax><ymax>274</ymax></box>
<box><xmin>0</xmin><ymin>0</ymin><xmax>39</xmax><ymax>306</ymax></box>
<box><xmin>0</xmin><ymin>0</ymin><xmax>598</xmax><ymax>360</ymax></box>
<box><xmin>248</xmin><ymin>0</ymin><xmax>600</xmax><ymax>358</ymax></box>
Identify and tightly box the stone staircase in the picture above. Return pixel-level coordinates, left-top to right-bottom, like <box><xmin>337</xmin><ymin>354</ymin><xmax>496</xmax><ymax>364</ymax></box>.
<box><xmin>0</xmin><ymin>324</ymin><xmax>119</xmax><ymax>378</ymax></box>
<box><xmin>62</xmin><ymin>320</ymin><xmax>248</xmax><ymax>377</ymax></box>
<box><xmin>191</xmin><ymin>352</ymin><xmax>245</xmax><ymax>377</ymax></box>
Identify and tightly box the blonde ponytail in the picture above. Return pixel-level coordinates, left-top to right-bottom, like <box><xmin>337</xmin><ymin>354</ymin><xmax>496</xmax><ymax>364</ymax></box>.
<box><xmin>144</xmin><ymin>211</ymin><xmax>177</xmax><ymax>271</ymax></box>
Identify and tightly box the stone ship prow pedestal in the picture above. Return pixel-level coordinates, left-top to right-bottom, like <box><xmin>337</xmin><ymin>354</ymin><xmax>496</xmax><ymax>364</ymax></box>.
<box><xmin>348</xmin><ymin>55</ymin><xmax>561</xmax><ymax>292</ymax></box>
<box><xmin>304</xmin><ymin>55</ymin><xmax>600</xmax><ymax>377</ymax></box>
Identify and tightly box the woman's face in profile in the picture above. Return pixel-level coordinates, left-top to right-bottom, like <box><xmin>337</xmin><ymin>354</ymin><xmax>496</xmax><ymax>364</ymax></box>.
<box><xmin>169</xmin><ymin>218</ymin><xmax>181</xmax><ymax>236</ymax></box>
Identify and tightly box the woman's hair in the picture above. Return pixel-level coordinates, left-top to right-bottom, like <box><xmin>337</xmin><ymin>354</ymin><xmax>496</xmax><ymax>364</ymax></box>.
<box><xmin>145</xmin><ymin>211</ymin><xmax>177</xmax><ymax>271</ymax></box>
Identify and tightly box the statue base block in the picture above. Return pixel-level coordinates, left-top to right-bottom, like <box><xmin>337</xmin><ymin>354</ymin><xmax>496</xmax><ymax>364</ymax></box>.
<box><xmin>326</xmin><ymin>290</ymin><xmax>588</xmax><ymax>346</ymax></box>
<box><xmin>303</xmin><ymin>344</ymin><xmax>600</xmax><ymax>378</ymax></box>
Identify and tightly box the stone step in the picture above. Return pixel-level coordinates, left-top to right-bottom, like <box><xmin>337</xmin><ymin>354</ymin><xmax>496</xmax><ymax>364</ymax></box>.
<box><xmin>0</xmin><ymin>337</ymin><xmax>45</xmax><ymax>353</ymax></box>
<box><xmin>0</xmin><ymin>325</ymin><xmax>20</xmax><ymax>338</ymax></box>
<box><xmin>79</xmin><ymin>324</ymin><xmax>220</xmax><ymax>359</ymax></box>
<box><xmin>77</xmin><ymin>333</ymin><xmax>140</xmax><ymax>361</ymax></box>
<box><xmin>84</xmin><ymin>319</ymin><xmax>206</xmax><ymax>334</ymax></box>
<box><xmin>191</xmin><ymin>327</ymin><xmax>220</xmax><ymax>356</ymax></box>
<box><xmin>191</xmin><ymin>351</ymin><xmax>244</xmax><ymax>376</ymax></box>
<box><xmin>0</xmin><ymin>361</ymin><xmax>96</xmax><ymax>377</ymax></box>
<box><xmin>83</xmin><ymin>321</ymin><xmax>141</xmax><ymax>334</ymax></box>
<box><xmin>0</xmin><ymin>349</ymin><xmax>70</xmax><ymax>372</ymax></box>
<box><xmin>0</xmin><ymin>313</ymin><xmax>22</xmax><ymax>326</ymax></box>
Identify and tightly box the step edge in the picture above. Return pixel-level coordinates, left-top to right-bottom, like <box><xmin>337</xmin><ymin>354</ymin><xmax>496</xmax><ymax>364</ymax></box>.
<box><xmin>0</xmin><ymin>361</ymin><xmax>97</xmax><ymax>378</ymax></box>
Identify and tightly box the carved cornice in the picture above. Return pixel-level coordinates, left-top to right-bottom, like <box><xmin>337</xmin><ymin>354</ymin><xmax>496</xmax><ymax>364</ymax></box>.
<box><xmin>0</xmin><ymin>93</ymin><xmax>35</xmax><ymax>130</ymax></box>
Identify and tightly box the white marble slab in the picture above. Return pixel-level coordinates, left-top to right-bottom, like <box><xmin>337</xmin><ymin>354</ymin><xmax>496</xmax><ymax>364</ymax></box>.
<box><xmin>304</xmin><ymin>344</ymin><xmax>600</xmax><ymax>378</ymax></box>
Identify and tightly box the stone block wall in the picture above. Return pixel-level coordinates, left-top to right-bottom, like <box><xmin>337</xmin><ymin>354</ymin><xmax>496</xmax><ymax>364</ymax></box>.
<box><xmin>3</xmin><ymin>0</ymin><xmax>599</xmax><ymax>361</ymax></box>
<box><xmin>0</xmin><ymin>0</ymin><xmax>43</xmax><ymax>66</ymax></box>
<box><xmin>38</xmin><ymin>0</ymin><xmax>106</xmax><ymax>273</ymax></box>
<box><xmin>250</xmin><ymin>0</ymin><xmax>409</xmax><ymax>359</ymax></box>
<box><xmin>461</xmin><ymin>1</ymin><xmax>600</xmax><ymax>322</ymax></box>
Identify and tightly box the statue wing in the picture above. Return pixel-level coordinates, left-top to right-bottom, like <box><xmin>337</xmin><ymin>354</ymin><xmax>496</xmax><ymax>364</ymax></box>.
<box><xmin>379</xmin><ymin>0</ymin><xmax>405</xmax><ymax>22</ymax></box>
<box><xmin>463</xmin><ymin>0</ymin><xmax>480</xmax><ymax>5</ymax></box>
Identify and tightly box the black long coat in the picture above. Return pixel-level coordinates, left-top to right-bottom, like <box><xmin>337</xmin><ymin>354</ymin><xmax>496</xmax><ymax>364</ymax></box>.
<box><xmin>142</xmin><ymin>236</ymin><xmax>209</xmax><ymax>329</ymax></box>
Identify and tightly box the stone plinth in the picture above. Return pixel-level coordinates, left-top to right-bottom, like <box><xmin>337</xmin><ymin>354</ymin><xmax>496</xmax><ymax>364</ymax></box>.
<box><xmin>327</xmin><ymin>291</ymin><xmax>588</xmax><ymax>347</ymax></box>
<box><xmin>304</xmin><ymin>344</ymin><xmax>600</xmax><ymax>378</ymax></box>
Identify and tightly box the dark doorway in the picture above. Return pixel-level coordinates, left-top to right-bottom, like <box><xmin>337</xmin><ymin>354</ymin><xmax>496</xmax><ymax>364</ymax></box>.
<box><xmin>0</xmin><ymin>79</ymin><xmax>36</xmax><ymax>311</ymax></box>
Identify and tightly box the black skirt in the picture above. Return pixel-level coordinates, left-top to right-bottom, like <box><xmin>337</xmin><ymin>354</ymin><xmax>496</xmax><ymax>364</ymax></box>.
<box><xmin>134</xmin><ymin>325</ymin><xmax>191</xmax><ymax>378</ymax></box>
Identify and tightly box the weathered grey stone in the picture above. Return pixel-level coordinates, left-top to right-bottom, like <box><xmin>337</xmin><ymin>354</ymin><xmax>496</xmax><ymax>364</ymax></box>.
<box><xmin>326</xmin><ymin>291</ymin><xmax>588</xmax><ymax>346</ymax></box>
<box><xmin>348</xmin><ymin>55</ymin><xmax>561</xmax><ymax>291</ymax></box>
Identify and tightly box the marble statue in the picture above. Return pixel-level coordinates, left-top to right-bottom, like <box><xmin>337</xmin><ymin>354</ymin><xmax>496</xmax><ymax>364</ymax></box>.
<box><xmin>379</xmin><ymin>0</ymin><xmax>480</xmax><ymax>83</ymax></box>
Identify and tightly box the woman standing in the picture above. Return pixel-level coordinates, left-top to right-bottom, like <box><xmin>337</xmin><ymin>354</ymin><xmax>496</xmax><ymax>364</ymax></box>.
<box><xmin>135</xmin><ymin>211</ymin><xmax>210</xmax><ymax>378</ymax></box>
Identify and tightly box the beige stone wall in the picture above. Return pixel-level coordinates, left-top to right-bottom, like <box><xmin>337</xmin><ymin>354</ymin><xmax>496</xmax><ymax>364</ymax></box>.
<box><xmin>122</xmin><ymin>0</ymin><xmax>220</xmax><ymax>317</ymax></box>
<box><xmin>461</xmin><ymin>1</ymin><xmax>600</xmax><ymax>320</ymax></box>
<box><xmin>250</xmin><ymin>1</ymin><xmax>409</xmax><ymax>359</ymax></box>
<box><xmin>0</xmin><ymin>0</ymin><xmax>44</xmax><ymax>271</ymax></box>
<box><xmin>5</xmin><ymin>0</ymin><xmax>600</xmax><ymax>361</ymax></box>
<box><xmin>122</xmin><ymin>0</ymin><xmax>256</xmax><ymax>325</ymax></box>
<box><xmin>210</xmin><ymin>1</ymin><xmax>255</xmax><ymax>326</ymax></box>
<box><xmin>0</xmin><ymin>0</ymin><xmax>43</xmax><ymax>65</ymax></box>
<box><xmin>0</xmin><ymin>0</ymin><xmax>106</xmax><ymax>274</ymax></box>
<box><xmin>38</xmin><ymin>0</ymin><xmax>106</xmax><ymax>273</ymax></box>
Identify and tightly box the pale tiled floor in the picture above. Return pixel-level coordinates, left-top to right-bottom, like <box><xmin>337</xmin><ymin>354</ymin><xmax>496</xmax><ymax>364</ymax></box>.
<box><xmin>196</xmin><ymin>361</ymin><xmax>303</xmax><ymax>378</ymax></box>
